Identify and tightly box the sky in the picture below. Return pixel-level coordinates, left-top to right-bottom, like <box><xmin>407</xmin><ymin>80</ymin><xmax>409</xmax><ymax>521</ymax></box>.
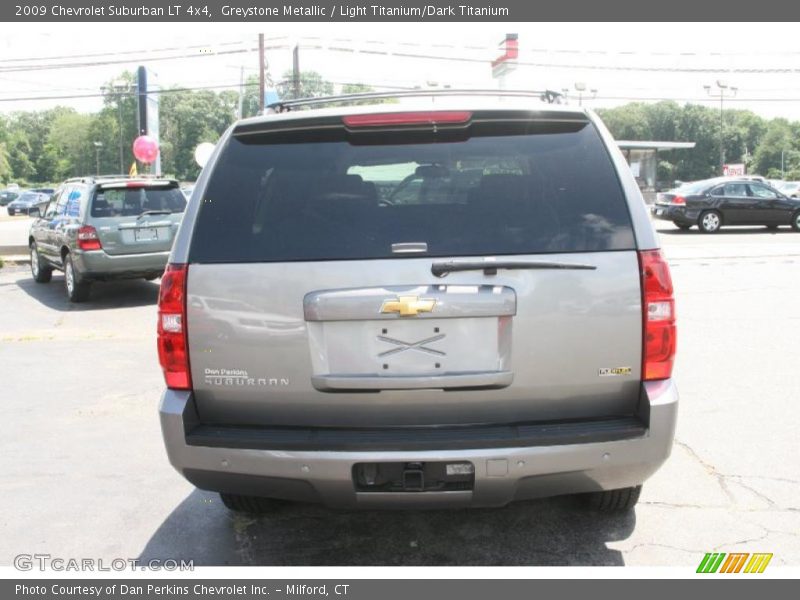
<box><xmin>3</xmin><ymin>22</ymin><xmax>800</xmax><ymax>121</ymax></box>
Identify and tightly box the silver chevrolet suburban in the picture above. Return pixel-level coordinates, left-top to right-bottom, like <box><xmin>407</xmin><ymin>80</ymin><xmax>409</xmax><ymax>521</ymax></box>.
<box><xmin>158</xmin><ymin>90</ymin><xmax>678</xmax><ymax>514</ymax></box>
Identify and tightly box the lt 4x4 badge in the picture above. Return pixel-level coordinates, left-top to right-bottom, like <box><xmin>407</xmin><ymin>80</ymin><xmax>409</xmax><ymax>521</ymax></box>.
<box><xmin>598</xmin><ymin>367</ymin><xmax>632</xmax><ymax>377</ymax></box>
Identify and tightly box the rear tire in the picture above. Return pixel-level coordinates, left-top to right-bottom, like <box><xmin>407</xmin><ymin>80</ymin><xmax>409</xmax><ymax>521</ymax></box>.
<box><xmin>698</xmin><ymin>210</ymin><xmax>722</xmax><ymax>233</ymax></box>
<box><xmin>64</xmin><ymin>253</ymin><xmax>91</xmax><ymax>303</ymax></box>
<box><xmin>585</xmin><ymin>485</ymin><xmax>642</xmax><ymax>512</ymax></box>
<box><xmin>792</xmin><ymin>211</ymin><xmax>800</xmax><ymax>232</ymax></box>
<box><xmin>219</xmin><ymin>493</ymin><xmax>287</xmax><ymax>514</ymax></box>
<box><xmin>30</xmin><ymin>242</ymin><xmax>52</xmax><ymax>283</ymax></box>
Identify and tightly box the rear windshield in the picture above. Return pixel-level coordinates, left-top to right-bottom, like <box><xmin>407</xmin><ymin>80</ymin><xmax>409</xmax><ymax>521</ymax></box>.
<box><xmin>675</xmin><ymin>180</ymin><xmax>714</xmax><ymax>195</ymax></box>
<box><xmin>189</xmin><ymin>120</ymin><xmax>634</xmax><ymax>263</ymax></box>
<box><xmin>91</xmin><ymin>185</ymin><xmax>186</xmax><ymax>218</ymax></box>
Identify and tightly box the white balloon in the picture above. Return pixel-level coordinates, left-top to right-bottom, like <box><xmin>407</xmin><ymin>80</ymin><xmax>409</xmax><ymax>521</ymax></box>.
<box><xmin>194</xmin><ymin>142</ymin><xmax>215</xmax><ymax>168</ymax></box>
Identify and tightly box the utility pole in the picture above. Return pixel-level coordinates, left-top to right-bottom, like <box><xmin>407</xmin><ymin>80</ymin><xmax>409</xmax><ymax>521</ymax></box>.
<box><xmin>292</xmin><ymin>44</ymin><xmax>300</xmax><ymax>99</ymax></box>
<box><xmin>704</xmin><ymin>80</ymin><xmax>737</xmax><ymax>175</ymax></box>
<box><xmin>93</xmin><ymin>142</ymin><xmax>103</xmax><ymax>176</ymax></box>
<box><xmin>258</xmin><ymin>33</ymin><xmax>265</xmax><ymax>115</ymax></box>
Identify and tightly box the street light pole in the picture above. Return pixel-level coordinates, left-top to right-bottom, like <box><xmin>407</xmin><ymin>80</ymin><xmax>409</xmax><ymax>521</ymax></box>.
<box><xmin>704</xmin><ymin>80</ymin><xmax>737</xmax><ymax>175</ymax></box>
<box><xmin>564</xmin><ymin>82</ymin><xmax>598</xmax><ymax>107</ymax></box>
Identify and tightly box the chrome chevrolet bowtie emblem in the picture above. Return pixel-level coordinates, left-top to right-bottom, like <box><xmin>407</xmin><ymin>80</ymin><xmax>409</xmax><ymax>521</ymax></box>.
<box><xmin>379</xmin><ymin>295</ymin><xmax>437</xmax><ymax>317</ymax></box>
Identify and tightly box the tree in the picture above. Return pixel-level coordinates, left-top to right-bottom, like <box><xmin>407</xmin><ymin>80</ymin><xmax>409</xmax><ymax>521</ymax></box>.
<box><xmin>597</xmin><ymin>101</ymin><xmax>771</xmax><ymax>182</ymax></box>
<box><xmin>47</xmin><ymin>110</ymin><xmax>95</xmax><ymax>179</ymax></box>
<box><xmin>159</xmin><ymin>88</ymin><xmax>237</xmax><ymax>180</ymax></box>
<box><xmin>752</xmin><ymin>119</ymin><xmax>795</xmax><ymax>176</ymax></box>
<box><xmin>276</xmin><ymin>69</ymin><xmax>333</xmax><ymax>101</ymax></box>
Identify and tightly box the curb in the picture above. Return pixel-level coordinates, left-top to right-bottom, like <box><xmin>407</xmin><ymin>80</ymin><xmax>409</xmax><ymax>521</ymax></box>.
<box><xmin>0</xmin><ymin>254</ymin><xmax>30</xmax><ymax>266</ymax></box>
<box><xmin>0</xmin><ymin>245</ymin><xmax>28</xmax><ymax>255</ymax></box>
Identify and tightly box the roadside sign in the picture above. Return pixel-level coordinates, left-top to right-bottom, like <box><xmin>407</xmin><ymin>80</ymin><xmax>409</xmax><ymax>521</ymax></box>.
<box><xmin>723</xmin><ymin>163</ymin><xmax>745</xmax><ymax>176</ymax></box>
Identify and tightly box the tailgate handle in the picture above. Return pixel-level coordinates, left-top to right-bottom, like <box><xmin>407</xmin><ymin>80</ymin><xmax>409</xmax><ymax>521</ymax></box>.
<box><xmin>311</xmin><ymin>371</ymin><xmax>513</xmax><ymax>392</ymax></box>
<box><xmin>118</xmin><ymin>220</ymin><xmax>172</xmax><ymax>230</ymax></box>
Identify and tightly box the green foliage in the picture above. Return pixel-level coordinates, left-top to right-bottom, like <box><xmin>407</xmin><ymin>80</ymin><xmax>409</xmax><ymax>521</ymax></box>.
<box><xmin>596</xmin><ymin>101</ymin><xmax>790</xmax><ymax>184</ymax></box>
<box><xmin>4</xmin><ymin>75</ymin><xmax>798</xmax><ymax>188</ymax></box>
<box><xmin>276</xmin><ymin>69</ymin><xmax>333</xmax><ymax>101</ymax></box>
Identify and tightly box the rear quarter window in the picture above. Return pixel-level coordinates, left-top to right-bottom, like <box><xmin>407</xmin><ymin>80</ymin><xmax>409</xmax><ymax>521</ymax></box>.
<box><xmin>189</xmin><ymin>118</ymin><xmax>635</xmax><ymax>263</ymax></box>
<box><xmin>65</xmin><ymin>188</ymin><xmax>84</xmax><ymax>217</ymax></box>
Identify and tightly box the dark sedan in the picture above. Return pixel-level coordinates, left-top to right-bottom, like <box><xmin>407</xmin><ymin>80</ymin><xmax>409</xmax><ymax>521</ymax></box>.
<box><xmin>6</xmin><ymin>191</ymin><xmax>50</xmax><ymax>216</ymax></box>
<box><xmin>0</xmin><ymin>190</ymin><xmax>19</xmax><ymax>206</ymax></box>
<box><xmin>652</xmin><ymin>177</ymin><xmax>800</xmax><ymax>233</ymax></box>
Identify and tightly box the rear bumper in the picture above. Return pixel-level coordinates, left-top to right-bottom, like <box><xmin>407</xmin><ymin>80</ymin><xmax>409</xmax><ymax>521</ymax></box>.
<box><xmin>651</xmin><ymin>204</ymin><xmax>699</xmax><ymax>225</ymax></box>
<box><xmin>73</xmin><ymin>249</ymin><xmax>169</xmax><ymax>279</ymax></box>
<box><xmin>159</xmin><ymin>380</ymin><xmax>678</xmax><ymax>508</ymax></box>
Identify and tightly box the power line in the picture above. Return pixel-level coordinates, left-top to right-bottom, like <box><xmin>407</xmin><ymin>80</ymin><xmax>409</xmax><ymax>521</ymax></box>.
<box><xmin>0</xmin><ymin>82</ymin><xmax>247</xmax><ymax>103</ymax></box>
<box><xmin>0</xmin><ymin>37</ymin><xmax>288</xmax><ymax>65</ymax></box>
<box><xmin>0</xmin><ymin>79</ymin><xmax>415</xmax><ymax>103</ymax></box>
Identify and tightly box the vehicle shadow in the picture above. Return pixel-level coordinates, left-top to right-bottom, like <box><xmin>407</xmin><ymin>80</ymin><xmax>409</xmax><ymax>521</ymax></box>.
<box><xmin>138</xmin><ymin>488</ymin><xmax>636</xmax><ymax>566</ymax></box>
<box><xmin>14</xmin><ymin>272</ymin><xmax>160</xmax><ymax>311</ymax></box>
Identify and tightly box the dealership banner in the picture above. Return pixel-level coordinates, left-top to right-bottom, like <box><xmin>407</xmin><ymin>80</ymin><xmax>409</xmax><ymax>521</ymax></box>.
<box><xmin>4</xmin><ymin>579</ymin><xmax>797</xmax><ymax>599</ymax></box>
<box><xmin>4</xmin><ymin>0</ymin><xmax>800</xmax><ymax>21</ymax></box>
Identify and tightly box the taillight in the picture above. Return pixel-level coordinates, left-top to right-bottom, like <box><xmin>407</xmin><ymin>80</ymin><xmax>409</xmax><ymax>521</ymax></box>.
<box><xmin>157</xmin><ymin>263</ymin><xmax>191</xmax><ymax>390</ymax></box>
<box><xmin>671</xmin><ymin>196</ymin><xmax>686</xmax><ymax>205</ymax></box>
<box><xmin>77</xmin><ymin>225</ymin><xmax>102</xmax><ymax>251</ymax></box>
<box><xmin>342</xmin><ymin>111</ymin><xmax>472</xmax><ymax>128</ymax></box>
<box><xmin>638</xmin><ymin>250</ymin><xmax>676</xmax><ymax>381</ymax></box>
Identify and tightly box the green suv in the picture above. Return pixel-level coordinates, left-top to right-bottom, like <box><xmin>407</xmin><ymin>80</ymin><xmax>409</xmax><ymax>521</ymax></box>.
<box><xmin>28</xmin><ymin>176</ymin><xmax>187</xmax><ymax>302</ymax></box>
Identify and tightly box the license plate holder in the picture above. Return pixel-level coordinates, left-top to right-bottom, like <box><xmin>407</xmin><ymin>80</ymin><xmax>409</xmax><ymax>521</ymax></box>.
<box><xmin>134</xmin><ymin>227</ymin><xmax>158</xmax><ymax>241</ymax></box>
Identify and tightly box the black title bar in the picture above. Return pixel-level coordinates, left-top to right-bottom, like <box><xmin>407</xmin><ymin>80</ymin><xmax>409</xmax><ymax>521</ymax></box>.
<box><xmin>4</xmin><ymin>0</ymin><xmax>800</xmax><ymax>21</ymax></box>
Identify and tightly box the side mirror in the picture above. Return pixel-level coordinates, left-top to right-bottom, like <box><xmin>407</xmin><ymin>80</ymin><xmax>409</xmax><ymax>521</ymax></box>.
<box><xmin>29</xmin><ymin>208</ymin><xmax>40</xmax><ymax>218</ymax></box>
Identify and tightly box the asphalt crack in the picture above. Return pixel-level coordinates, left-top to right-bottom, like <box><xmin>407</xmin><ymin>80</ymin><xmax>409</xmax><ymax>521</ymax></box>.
<box><xmin>674</xmin><ymin>439</ymin><xmax>736</xmax><ymax>503</ymax></box>
<box><xmin>674</xmin><ymin>439</ymin><xmax>799</xmax><ymax>512</ymax></box>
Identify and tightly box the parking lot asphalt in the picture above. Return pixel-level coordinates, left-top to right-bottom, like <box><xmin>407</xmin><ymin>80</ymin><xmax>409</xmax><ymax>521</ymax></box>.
<box><xmin>1</xmin><ymin>222</ymin><xmax>799</xmax><ymax>567</ymax></box>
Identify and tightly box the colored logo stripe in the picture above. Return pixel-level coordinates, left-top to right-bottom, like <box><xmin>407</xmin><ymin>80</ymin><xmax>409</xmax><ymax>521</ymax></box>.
<box><xmin>744</xmin><ymin>553</ymin><xmax>773</xmax><ymax>573</ymax></box>
<box><xmin>720</xmin><ymin>553</ymin><xmax>749</xmax><ymax>573</ymax></box>
<box><xmin>697</xmin><ymin>553</ymin><xmax>726</xmax><ymax>573</ymax></box>
<box><xmin>697</xmin><ymin>552</ymin><xmax>773</xmax><ymax>573</ymax></box>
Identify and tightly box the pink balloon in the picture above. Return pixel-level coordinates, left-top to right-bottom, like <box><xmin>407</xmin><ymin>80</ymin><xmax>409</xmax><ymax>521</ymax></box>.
<box><xmin>132</xmin><ymin>135</ymin><xmax>159</xmax><ymax>164</ymax></box>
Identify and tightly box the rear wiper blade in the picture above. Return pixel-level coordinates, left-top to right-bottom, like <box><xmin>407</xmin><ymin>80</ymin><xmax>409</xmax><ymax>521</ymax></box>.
<box><xmin>137</xmin><ymin>210</ymin><xmax>171</xmax><ymax>219</ymax></box>
<box><xmin>431</xmin><ymin>260</ymin><xmax>597</xmax><ymax>277</ymax></box>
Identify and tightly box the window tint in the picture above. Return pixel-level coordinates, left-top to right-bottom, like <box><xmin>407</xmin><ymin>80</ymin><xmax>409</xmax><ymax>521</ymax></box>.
<box><xmin>722</xmin><ymin>183</ymin><xmax>749</xmax><ymax>197</ymax></box>
<box><xmin>190</xmin><ymin>121</ymin><xmax>635</xmax><ymax>263</ymax></box>
<box><xmin>91</xmin><ymin>186</ymin><xmax>186</xmax><ymax>218</ymax></box>
<box><xmin>748</xmin><ymin>184</ymin><xmax>778</xmax><ymax>199</ymax></box>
